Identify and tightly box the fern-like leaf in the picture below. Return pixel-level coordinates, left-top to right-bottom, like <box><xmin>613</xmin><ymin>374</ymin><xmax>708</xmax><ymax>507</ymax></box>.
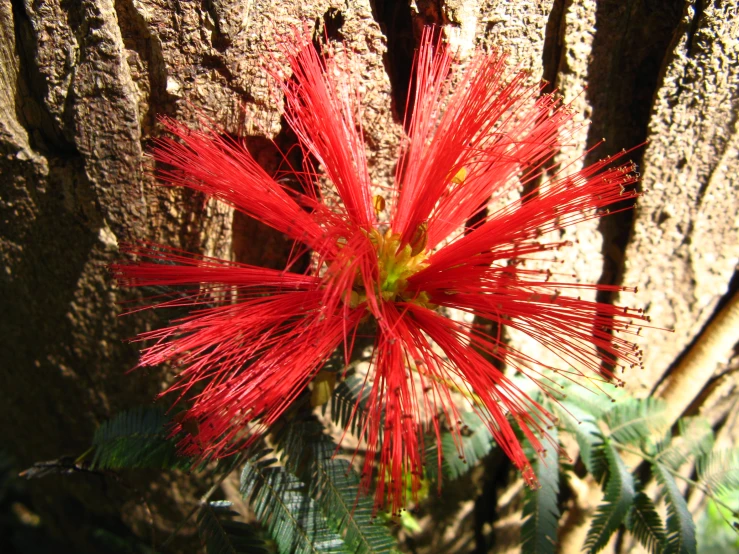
<box><xmin>90</xmin><ymin>406</ymin><xmax>189</xmax><ymax>470</ymax></box>
<box><xmin>273</xmin><ymin>421</ymin><xmax>397</xmax><ymax>554</ymax></box>
<box><xmin>602</xmin><ymin>398</ymin><xmax>666</xmax><ymax>447</ymax></box>
<box><xmin>584</xmin><ymin>440</ymin><xmax>635</xmax><ymax>553</ymax></box>
<box><xmin>696</xmin><ymin>448</ymin><xmax>739</xmax><ymax>497</ymax></box>
<box><xmin>551</xmin><ymin>402</ymin><xmax>603</xmax><ymax>478</ymax></box>
<box><xmin>197</xmin><ymin>500</ymin><xmax>271</xmax><ymax>554</ymax></box>
<box><xmin>552</xmin><ymin>378</ymin><xmax>631</xmax><ymax>419</ymax></box>
<box><xmin>626</xmin><ymin>492</ymin><xmax>666</xmax><ymax>554</ymax></box>
<box><xmin>426</xmin><ymin>411</ymin><xmax>496</xmax><ymax>481</ymax></box>
<box><xmin>330</xmin><ymin>375</ymin><xmax>371</xmax><ymax>436</ymax></box>
<box><xmin>652</xmin><ymin>462</ymin><xmax>696</xmax><ymax>554</ymax></box>
<box><xmin>521</xmin><ymin>425</ymin><xmax>560</xmax><ymax>554</ymax></box>
<box><xmin>310</xmin><ymin>434</ymin><xmax>398</xmax><ymax>553</ymax></box>
<box><xmin>653</xmin><ymin>417</ymin><xmax>714</xmax><ymax>471</ymax></box>
<box><xmin>240</xmin><ymin>451</ymin><xmax>348</xmax><ymax>554</ymax></box>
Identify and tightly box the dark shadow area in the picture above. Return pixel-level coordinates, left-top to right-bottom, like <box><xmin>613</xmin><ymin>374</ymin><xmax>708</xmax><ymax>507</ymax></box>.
<box><xmin>231</xmin><ymin>122</ymin><xmax>312</xmax><ymax>274</ymax></box>
<box><xmin>114</xmin><ymin>0</ymin><xmax>173</xmax><ymax>136</ymax></box>
<box><xmin>581</xmin><ymin>1</ymin><xmax>687</xmax><ymax>377</ymax></box>
<box><xmin>540</xmin><ymin>0</ymin><xmax>568</xmax><ymax>94</ymax></box>
<box><xmin>314</xmin><ymin>6</ymin><xmax>346</xmax><ymax>44</ymax></box>
<box><xmin>521</xmin><ymin>0</ymin><xmax>569</xmax><ymax>202</ymax></box>
<box><xmin>12</xmin><ymin>0</ymin><xmax>78</xmax><ymax>154</ymax></box>
<box><xmin>584</xmin><ymin>0</ymin><xmax>686</xmax><ymax>292</ymax></box>
<box><xmin>369</xmin><ymin>0</ymin><xmax>418</xmax><ymax>125</ymax></box>
<box><xmin>472</xmin><ymin>451</ymin><xmax>512</xmax><ymax>554</ymax></box>
<box><xmin>4</xmin><ymin>3</ymin><xmax>203</xmax><ymax>551</ymax></box>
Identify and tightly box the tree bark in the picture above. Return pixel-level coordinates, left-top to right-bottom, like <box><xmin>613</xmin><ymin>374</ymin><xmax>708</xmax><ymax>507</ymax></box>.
<box><xmin>1</xmin><ymin>0</ymin><xmax>736</xmax><ymax>552</ymax></box>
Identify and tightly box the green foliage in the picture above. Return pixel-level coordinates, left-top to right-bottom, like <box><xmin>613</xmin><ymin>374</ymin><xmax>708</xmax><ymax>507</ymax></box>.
<box><xmin>273</xmin><ymin>420</ymin><xmax>398</xmax><ymax>554</ymax></box>
<box><xmin>521</xmin><ymin>425</ymin><xmax>560</xmax><ymax>554</ymax></box>
<box><xmin>72</xmin><ymin>377</ymin><xmax>738</xmax><ymax>554</ymax></box>
<box><xmin>426</xmin><ymin>411</ymin><xmax>496</xmax><ymax>482</ymax></box>
<box><xmin>329</xmin><ymin>374</ymin><xmax>371</xmax><ymax>436</ymax></box>
<box><xmin>240</xmin><ymin>450</ymin><xmax>349</xmax><ymax>554</ymax></box>
<box><xmin>697</xmin><ymin>448</ymin><xmax>739</xmax><ymax>498</ymax></box>
<box><xmin>551</xmin><ymin>383</ymin><xmax>733</xmax><ymax>554</ymax></box>
<box><xmin>197</xmin><ymin>500</ymin><xmax>272</xmax><ymax>554</ymax></box>
<box><xmin>446</xmin><ymin>411</ymin><xmax>496</xmax><ymax>479</ymax></box>
<box><xmin>696</xmin><ymin>492</ymin><xmax>739</xmax><ymax>553</ymax></box>
<box><xmin>652</xmin><ymin>418</ymin><xmax>714</xmax><ymax>471</ymax></box>
<box><xmin>551</xmin><ymin>400</ymin><xmax>603</xmax><ymax>477</ymax></box>
<box><xmin>90</xmin><ymin>406</ymin><xmax>189</xmax><ymax>470</ymax></box>
<box><xmin>308</xmin><ymin>434</ymin><xmax>398</xmax><ymax>553</ymax></box>
<box><xmin>583</xmin><ymin>440</ymin><xmax>636</xmax><ymax>553</ymax></box>
<box><xmin>601</xmin><ymin>398</ymin><xmax>666</xmax><ymax>447</ymax></box>
<box><xmin>553</xmin><ymin>381</ymin><xmax>616</xmax><ymax>420</ymax></box>
<box><xmin>652</xmin><ymin>462</ymin><xmax>696</xmax><ymax>554</ymax></box>
<box><xmin>626</xmin><ymin>492</ymin><xmax>666</xmax><ymax>554</ymax></box>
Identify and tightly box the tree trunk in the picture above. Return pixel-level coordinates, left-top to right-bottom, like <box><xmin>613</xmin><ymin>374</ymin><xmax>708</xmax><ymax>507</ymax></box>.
<box><xmin>1</xmin><ymin>0</ymin><xmax>736</xmax><ymax>552</ymax></box>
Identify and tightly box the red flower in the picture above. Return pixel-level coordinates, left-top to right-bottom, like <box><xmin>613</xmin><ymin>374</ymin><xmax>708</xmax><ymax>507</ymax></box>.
<box><xmin>114</xmin><ymin>28</ymin><xmax>648</xmax><ymax>513</ymax></box>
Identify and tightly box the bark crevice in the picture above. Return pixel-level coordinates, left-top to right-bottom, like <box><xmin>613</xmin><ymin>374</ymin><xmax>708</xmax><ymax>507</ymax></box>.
<box><xmin>369</xmin><ymin>0</ymin><xmax>417</xmax><ymax>124</ymax></box>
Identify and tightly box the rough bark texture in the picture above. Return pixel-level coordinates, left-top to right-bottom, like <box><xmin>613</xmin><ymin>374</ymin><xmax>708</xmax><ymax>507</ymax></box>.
<box><xmin>1</xmin><ymin>0</ymin><xmax>736</xmax><ymax>553</ymax></box>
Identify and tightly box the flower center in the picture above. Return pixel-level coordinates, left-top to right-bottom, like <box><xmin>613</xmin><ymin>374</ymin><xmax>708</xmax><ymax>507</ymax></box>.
<box><xmin>373</xmin><ymin>228</ymin><xmax>426</xmax><ymax>301</ymax></box>
<box><xmin>345</xmin><ymin>226</ymin><xmax>434</xmax><ymax>309</ymax></box>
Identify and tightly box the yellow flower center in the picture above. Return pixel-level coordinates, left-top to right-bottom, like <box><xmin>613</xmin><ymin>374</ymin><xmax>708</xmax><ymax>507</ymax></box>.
<box><xmin>345</xmin><ymin>226</ymin><xmax>435</xmax><ymax>309</ymax></box>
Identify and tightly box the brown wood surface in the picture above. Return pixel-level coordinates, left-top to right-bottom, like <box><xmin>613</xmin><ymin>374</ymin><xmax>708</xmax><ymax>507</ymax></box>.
<box><xmin>1</xmin><ymin>0</ymin><xmax>736</xmax><ymax>552</ymax></box>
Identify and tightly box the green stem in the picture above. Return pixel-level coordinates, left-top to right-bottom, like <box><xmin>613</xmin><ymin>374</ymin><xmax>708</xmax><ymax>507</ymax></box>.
<box><xmin>75</xmin><ymin>445</ymin><xmax>95</xmax><ymax>465</ymax></box>
<box><xmin>612</xmin><ymin>441</ymin><xmax>739</xmax><ymax>517</ymax></box>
